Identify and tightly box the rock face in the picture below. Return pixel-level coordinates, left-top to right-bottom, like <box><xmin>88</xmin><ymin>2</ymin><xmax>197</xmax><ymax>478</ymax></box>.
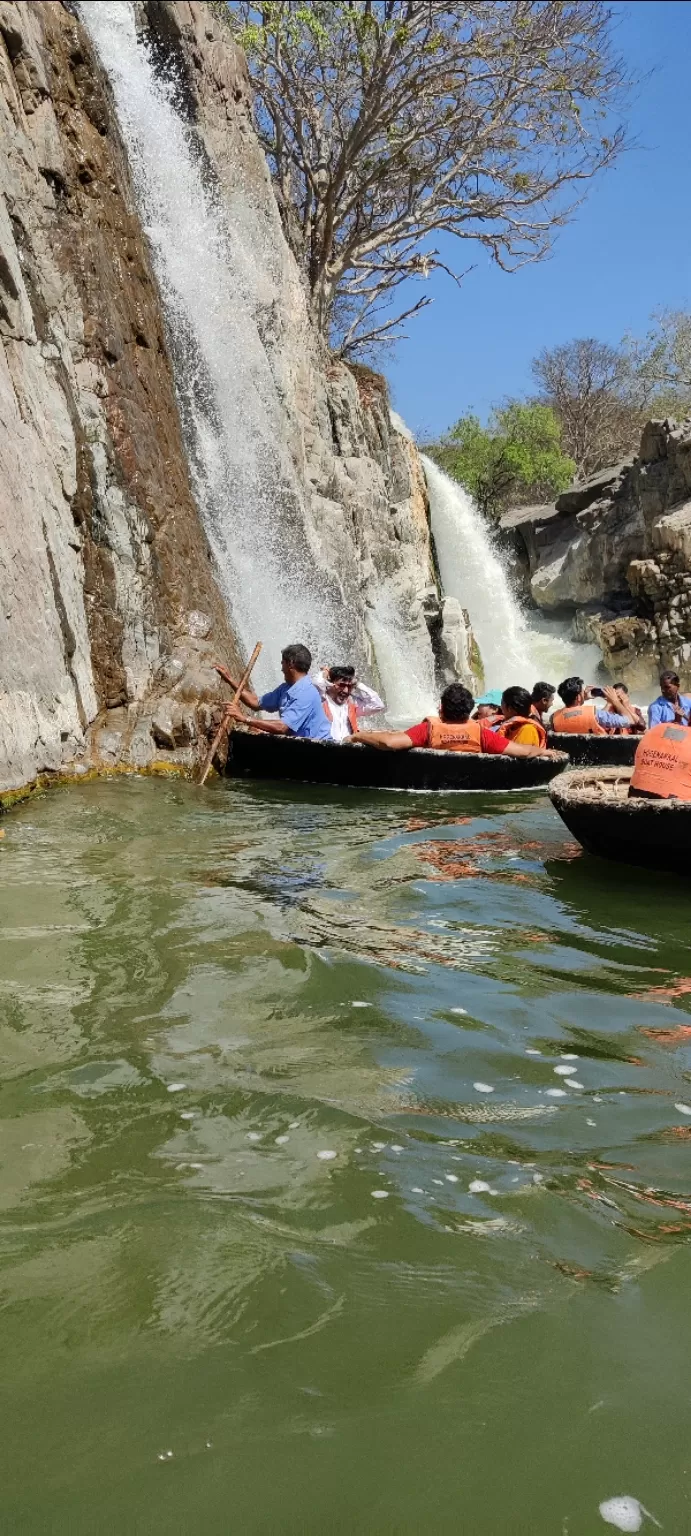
<box><xmin>0</xmin><ymin>0</ymin><xmax>242</xmax><ymax>790</ymax></box>
<box><xmin>0</xmin><ymin>0</ymin><xmax>463</xmax><ymax>792</ymax></box>
<box><xmin>502</xmin><ymin>419</ymin><xmax>691</xmax><ymax>688</ymax></box>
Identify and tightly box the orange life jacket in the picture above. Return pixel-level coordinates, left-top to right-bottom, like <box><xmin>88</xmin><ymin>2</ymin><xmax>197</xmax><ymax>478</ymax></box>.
<box><xmin>630</xmin><ymin>723</ymin><xmax>691</xmax><ymax>801</ymax></box>
<box><xmin>426</xmin><ymin>716</ymin><xmax>483</xmax><ymax>753</ymax></box>
<box><xmin>500</xmin><ymin>715</ymin><xmax>547</xmax><ymax>748</ymax></box>
<box><xmin>322</xmin><ymin>696</ymin><xmax>358</xmax><ymax>734</ymax></box>
<box><xmin>551</xmin><ymin>704</ymin><xmax>606</xmax><ymax>736</ymax></box>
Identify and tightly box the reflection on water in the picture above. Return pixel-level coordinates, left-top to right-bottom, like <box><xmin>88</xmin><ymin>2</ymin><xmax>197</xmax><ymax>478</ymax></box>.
<box><xmin>0</xmin><ymin>778</ymin><xmax>690</xmax><ymax>1532</ymax></box>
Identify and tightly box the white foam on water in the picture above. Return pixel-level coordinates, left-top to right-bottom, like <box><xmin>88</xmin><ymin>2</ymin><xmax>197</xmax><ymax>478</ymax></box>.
<box><xmin>422</xmin><ymin>456</ymin><xmax>601</xmax><ymax>690</ymax></box>
<box><xmin>445</xmin><ymin>1174</ymin><xmax>459</xmax><ymax>1183</ymax></box>
<box><xmin>371</xmin><ymin>1190</ymin><xmax>389</xmax><ymax>1199</ymax></box>
<box><xmin>469</xmin><ymin>1180</ymin><xmax>492</xmax><ymax>1193</ymax></box>
<box><xmin>317</xmin><ymin>1150</ymin><xmax>337</xmax><ymax>1161</ymax></box>
<box><xmin>275</xmin><ymin>1135</ymin><xmax>289</xmax><ymax>1145</ymax></box>
<box><xmin>545</xmin><ymin>1088</ymin><xmax>567</xmax><ymax>1098</ymax></box>
<box><xmin>566</xmin><ymin>1079</ymin><xmax>585</xmax><ymax>1090</ymax></box>
<box><xmin>473</xmin><ymin>1082</ymin><xmax>495</xmax><ymax>1094</ymax></box>
<box><xmin>167</xmin><ymin>1083</ymin><xmax>187</xmax><ymax>1093</ymax></box>
<box><xmin>554</xmin><ymin>1065</ymin><xmax>573</xmax><ymax>1075</ymax></box>
<box><xmin>351</xmin><ymin>1001</ymin><xmax>372</xmax><ymax>1009</ymax></box>
<box><xmin>599</xmin><ymin>1495</ymin><xmax>660</xmax><ymax>1531</ymax></box>
<box><xmin>674</xmin><ymin>1103</ymin><xmax>691</xmax><ymax>1115</ymax></box>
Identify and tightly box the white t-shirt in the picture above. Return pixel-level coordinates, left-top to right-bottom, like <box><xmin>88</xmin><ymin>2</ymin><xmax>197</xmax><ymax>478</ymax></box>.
<box><xmin>314</xmin><ymin>673</ymin><xmax>385</xmax><ymax>743</ymax></box>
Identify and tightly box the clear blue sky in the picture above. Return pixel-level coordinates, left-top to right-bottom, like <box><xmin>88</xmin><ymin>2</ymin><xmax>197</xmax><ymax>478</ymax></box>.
<box><xmin>386</xmin><ymin>0</ymin><xmax>691</xmax><ymax>440</ymax></box>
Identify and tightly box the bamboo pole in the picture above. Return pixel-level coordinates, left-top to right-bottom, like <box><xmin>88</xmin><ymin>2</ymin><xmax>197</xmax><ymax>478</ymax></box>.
<box><xmin>197</xmin><ymin>641</ymin><xmax>262</xmax><ymax>787</ymax></box>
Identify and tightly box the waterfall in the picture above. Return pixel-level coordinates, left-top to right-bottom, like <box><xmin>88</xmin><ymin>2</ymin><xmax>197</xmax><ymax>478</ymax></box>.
<box><xmin>79</xmin><ymin>1</ymin><xmax>353</xmax><ymax>692</ymax></box>
<box><xmin>422</xmin><ymin>456</ymin><xmax>599</xmax><ymax>692</ymax></box>
<box><xmin>365</xmin><ymin>593</ymin><xmax>436</xmax><ymax>728</ymax></box>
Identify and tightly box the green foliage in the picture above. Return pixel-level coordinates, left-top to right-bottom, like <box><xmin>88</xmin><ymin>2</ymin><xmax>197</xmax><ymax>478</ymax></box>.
<box><xmin>425</xmin><ymin>403</ymin><xmax>575</xmax><ymax>520</ymax></box>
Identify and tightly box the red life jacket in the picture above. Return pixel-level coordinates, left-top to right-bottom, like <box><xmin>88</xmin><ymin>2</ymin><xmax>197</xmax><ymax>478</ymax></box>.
<box><xmin>630</xmin><ymin>723</ymin><xmax>691</xmax><ymax>801</ymax></box>
<box><xmin>500</xmin><ymin>715</ymin><xmax>547</xmax><ymax>748</ymax></box>
<box><xmin>322</xmin><ymin>696</ymin><xmax>358</xmax><ymax>735</ymax></box>
<box><xmin>551</xmin><ymin>704</ymin><xmax>606</xmax><ymax>736</ymax></box>
<box><xmin>427</xmin><ymin>716</ymin><xmax>483</xmax><ymax>753</ymax></box>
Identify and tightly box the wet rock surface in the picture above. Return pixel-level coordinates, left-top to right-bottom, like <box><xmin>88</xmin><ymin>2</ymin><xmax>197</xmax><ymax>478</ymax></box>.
<box><xmin>0</xmin><ymin>0</ymin><xmax>241</xmax><ymax>789</ymax></box>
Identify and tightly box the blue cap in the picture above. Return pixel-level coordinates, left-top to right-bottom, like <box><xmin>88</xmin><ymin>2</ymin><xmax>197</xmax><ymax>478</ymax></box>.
<box><xmin>475</xmin><ymin>689</ymin><xmax>503</xmax><ymax>706</ymax></box>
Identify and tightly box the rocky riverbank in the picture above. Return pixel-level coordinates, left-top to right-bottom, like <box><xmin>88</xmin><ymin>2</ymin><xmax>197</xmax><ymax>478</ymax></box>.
<box><xmin>502</xmin><ymin>417</ymin><xmax>691</xmax><ymax>689</ymax></box>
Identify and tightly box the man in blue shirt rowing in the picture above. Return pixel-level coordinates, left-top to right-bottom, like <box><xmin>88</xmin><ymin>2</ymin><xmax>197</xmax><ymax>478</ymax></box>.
<box><xmin>647</xmin><ymin>669</ymin><xmax>691</xmax><ymax>728</ymax></box>
<box><xmin>220</xmin><ymin>643</ymin><xmax>332</xmax><ymax>741</ymax></box>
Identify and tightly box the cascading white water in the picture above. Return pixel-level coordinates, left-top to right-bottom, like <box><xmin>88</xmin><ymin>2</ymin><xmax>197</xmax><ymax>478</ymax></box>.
<box><xmin>422</xmin><ymin>456</ymin><xmax>600</xmax><ymax>691</ymax></box>
<box><xmin>79</xmin><ymin>2</ymin><xmax>353</xmax><ymax>692</ymax></box>
<box><xmin>365</xmin><ymin>593</ymin><xmax>436</xmax><ymax>727</ymax></box>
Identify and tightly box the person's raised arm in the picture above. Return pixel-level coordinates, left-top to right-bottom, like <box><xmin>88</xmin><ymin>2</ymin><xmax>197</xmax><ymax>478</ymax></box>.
<box><xmin>353</xmin><ymin>682</ymin><xmax>385</xmax><ymax>716</ymax></box>
<box><xmin>602</xmin><ymin>686</ymin><xmax>640</xmax><ymax>728</ymax></box>
<box><xmin>214</xmin><ymin>663</ymin><xmax>261</xmax><ymax>711</ymax></box>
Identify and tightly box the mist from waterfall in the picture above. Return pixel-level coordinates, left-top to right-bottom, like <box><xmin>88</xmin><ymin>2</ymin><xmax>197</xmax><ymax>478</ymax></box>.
<box><xmin>422</xmin><ymin>456</ymin><xmax>600</xmax><ymax>692</ymax></box>
<box><xmin>79</xmin><ymin>1</ymin><xmax>353</xmax><ymax>692</ymax></box>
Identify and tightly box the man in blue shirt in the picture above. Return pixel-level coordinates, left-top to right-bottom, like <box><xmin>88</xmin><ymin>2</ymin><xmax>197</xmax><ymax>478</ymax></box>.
<box><xmin>221</xmin><ymin>643</ymin><xmax>332</xmax><ymax>741</ymax></box>
<box><xmin>647</xmin><ymin>669</ymin><xmax>691</xmax><ymax>728</ymax></box>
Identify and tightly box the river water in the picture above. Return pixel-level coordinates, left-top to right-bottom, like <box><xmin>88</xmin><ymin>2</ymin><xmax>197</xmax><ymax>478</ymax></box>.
<box><xmin>1</xmin><ymin>777</ymin><xmax>690</xmax><ymax>1532</ymax></box>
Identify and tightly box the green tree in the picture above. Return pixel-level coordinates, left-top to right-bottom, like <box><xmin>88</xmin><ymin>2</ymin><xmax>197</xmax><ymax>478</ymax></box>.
<box><xmin>227</xmin><ymin>2</ymin><xmax>629</xmax><ymax>356</ymax></box>
<box><xmin>424</xmin><ymin>403</ymin><xmax>575</xmax><ymax>520</ymax></box>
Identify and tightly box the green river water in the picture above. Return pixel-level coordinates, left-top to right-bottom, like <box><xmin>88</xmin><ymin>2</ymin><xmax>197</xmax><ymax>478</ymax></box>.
<box><xmin>1</xmin><ymin>775</ymin><xmax>690</xmax><ymax>1533</ymax></box>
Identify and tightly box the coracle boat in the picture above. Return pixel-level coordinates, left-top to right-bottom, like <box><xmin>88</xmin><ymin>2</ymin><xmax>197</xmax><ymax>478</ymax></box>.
<box><xmin>227</xmin><ymin>730</ymin><xmax>569</xmax><ymax>792</ymax></box>
<box><xmin>549</xmin><ymin>766</ymin><xmax>691</xmax><ymax>873</ymax></box>
<box><xmin>546</xmin><ymin>732</ymin><xmax>638</xmax><ymax>768</ymax></box>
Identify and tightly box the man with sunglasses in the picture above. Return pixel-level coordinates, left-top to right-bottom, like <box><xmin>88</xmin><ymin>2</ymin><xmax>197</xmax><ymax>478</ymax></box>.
<box><xmin>315</xmin><ymin>665</ymin><xmax>385</xmax><ymax>743</ymax></box>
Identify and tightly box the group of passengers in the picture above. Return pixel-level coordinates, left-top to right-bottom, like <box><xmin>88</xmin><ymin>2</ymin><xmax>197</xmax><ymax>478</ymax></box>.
<box><xmin>219</xmin><ymin>645</ymin><xmax>691</xmax><ymax>799</ymax></box>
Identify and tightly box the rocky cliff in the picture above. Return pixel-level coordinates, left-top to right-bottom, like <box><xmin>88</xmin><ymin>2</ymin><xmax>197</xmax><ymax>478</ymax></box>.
<box><xmin>502</xmin><ymin>418</ymin><xmax>691</xmax><ymax>689</ymax></box>
<box><xmin>0</xmin><ymin>0</ymin><xmax>458</xmax><ymax>794</ymax></box>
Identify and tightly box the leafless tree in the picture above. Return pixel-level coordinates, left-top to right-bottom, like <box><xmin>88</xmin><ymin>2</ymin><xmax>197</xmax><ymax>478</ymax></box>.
<box><xmin>531</xmin><ymin>337</ymin><xmax>643</xmax><ymax>477</ymax></box>
<box><xmin>625</xmin><ymin>309</ymin><xmax>691</xmax><ymax>403</ymax></box>
<box><xmin>228</xmin><ymin>2</ymin><xmax>629</xmax><ymax>355</ymax></box>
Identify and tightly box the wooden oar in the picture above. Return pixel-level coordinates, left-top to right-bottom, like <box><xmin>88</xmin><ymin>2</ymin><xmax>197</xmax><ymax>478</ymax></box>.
<box><xmin>197</xmin><ymin>641</ymin><xmax>262</xmax><ymax>787</ymax></box>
